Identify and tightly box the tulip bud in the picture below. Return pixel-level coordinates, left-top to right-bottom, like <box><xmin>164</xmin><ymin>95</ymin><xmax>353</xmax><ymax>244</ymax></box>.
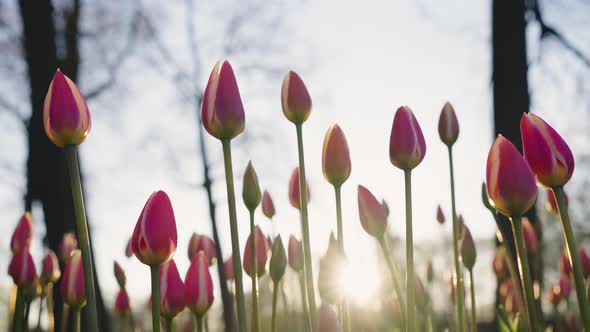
<box><xmin>520</xmin><ymin>113</ymin><xmax>575</xmax><ymax>187</ymax></box>
<box><xmin>114</xmin><ymin>261</ymin><xmax>126</xmax><ymax>289</ymax></box>
<box><xmin>242</xmin><ymin>161</ymin><xmax>261</xmax><ymax>211</ymax></box>
<box><xmin>281</xmin><ymin>71</ymin><xmax>312</xmax><ymax>124</ymax></box>
<box><xmin>493</xmin><ymin>252</ymin><xmax>508</xmax><ymax>280</ymax></box>
<box><xmin>559</xmin><ymin>275</ymin><xmax>572</xmax><ymax>299</ymax></box>
<box><xmin>314</xmin><ymin>303</ymin><xmax>343</xmax><ymax>332</ymax></box>
<box><xmin>580</xmin><ymin>247</ymin><xmax>590</xmax><ymax>278</ymax></box>
<box><xmin>125</xmin><ymin>237</ymin><xmax>133</xmax><ymax>258</ymax></box>
<box><xmin>223</xmin><ymin>256</ymin><xmax>234</xmax><ymax>280</ymax></box>
<box><xmin>521</xmin><ymin>218</ymin><xmax>538</xmax><ymax>252</ymax></box>
<box><xmin>288</xmin><ymin>235</ymin><xmax>304</xmax><ymax>272</ymax></box>
<box><xmin>8</xmin><ymin>250</ymin><xmax>37</xmax><ymax>287</ymax></box>
<box><xmin>504</xmin><ymin>292</ymin><xmax>519</xmax><ymax>315</ymax></box>
<box><xmin>262</xmin><ymin>191</ymin><xmax>276</xmax><ymax>219</ymax></box>
<box><xmin>61</xmin><ymin>250</ymin><xmax>86</xmax><ymax>307</ymax></box>
<box><xmin>481</xmin><ymin>182</ymin><xmax>495</xmax><ymax>211</ymax></box>
<box><xmin>40</xmin><ymin>251</ymin><xmax>60</xmax><ymax>286</ymax></box>
<box><xmin>187</xmin><ymin>233</ymin><xmax>217</xmax><ymax>265</ymax></box>
<box><xmin>243</xmin><ymin>226</ymin><xmax>269</xmax><ymax>278</ymax></box>
<box><xmin>288</xmin><ymin>167</ymin><xmax>310</xmax><ymax>210</ymax></box>
<box><xmin>43</xmin><ymin>70</ymin><xmax>91</xmax><ymax>147</ymax></box>
<box><xmin>485</xmin><ymin>135</ymin><xmax>537</xmax><ymax>217</ymax></box>
<box><xmin>436</xmin><ymin>205</ymin><xmax>445</xmax><ymax>225</ymax></box>
<box><xmin>389</xmin><ymin>106</ymin><xmax>426</xmax><ymax>171</ymax></box>
<box><xmin>114</xmin><ymin>289</ymin><xmax>131</xmax><ymax>316</ymax></box>
<box><xmin>426</xmin><ymin>260</ymin><xmax>434</xmax><ymax>283</ymax></box>
<box><xmin>546</xmin><ymin>286</ymin><xmax>561</xmax><ymax>306</ymax></box>
<box><xmin>460</xmin><ymin>225</ymin><xmax>476</xmax><ymax>271</ymax></box>
<box><xmin>546</xmin><ymin>189</ymin><xmax>568</xmax><ymax>215</ymax></box>
<box><xmin>270</xmin><ymin>236</ymin><xmax>287</xmax><ymax>283</ymax></box>
<box><xmin>59</xmin><ymin>232</ymin><xmax>78</xmax><ymax>263</ymax></box>
<box><xmin>185</xmin><ymin>252</ymin><xmax>214</xmax><ymax>318</ymax></box>
<box><xmin>201</xmin><ymin>61</ymin><xmax>245</xmax><ymax>140</ymax></box>
<box><xmin>438</xmin><ymin>102</ymin><xmax>460</xmax><ymax>146</ymax></box>
<box><xmin>131</xmin><ymin>191</ymin><xmax>178</xmax><ymax>265</ymax></box>
<box><xmin>499</xmin><ymin>279</ymin><xmax>515</xmax><ymax>299</ymax></box>
<box><xmin>11</xmin><ymin>212</ymin><xmax>33</xmax><ymax>254</ymax></box>
<box><xmin>357</xmin><ymin>185</ymin><xmax>388</xmax><ymax>238</ymax></box>
<box><xmin>159</xmin><ymin>259</ymin><xmax>186</xmax><ymax>319</ymax></box>
<box><xmin>561</xmin><ymin>248</ymin><xmax>590</xmax><ymax>278</ymax></box>
<box><xmin>560</xmin><ymin>249</ymin><xmax>572</xmax><ymax>276</ymax></box>
<box><xmin>322</xmin><ymin>124</ymin><xmax>351</xmax><ymax>186</ymax></box>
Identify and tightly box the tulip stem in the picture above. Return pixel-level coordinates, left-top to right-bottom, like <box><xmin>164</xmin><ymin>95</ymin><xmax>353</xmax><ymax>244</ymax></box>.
<box><xmin>197</xmin><ymin>316</ymin><xmax>204</xmax><ymax>332</ymax></box>
<box><xmin>447</xmin><ymin>146</ymin><xmax>465</xmax><ymax>332</ymax></box>
<box><xmin>165</xmin><ymin>318</ymin><xmax>172</xmax><ymax>332</ymax></box>
<box><xmin>553</xmin><ymin>186</ymin><xmax>590</xmax><ymax>330</ymax></box>
<box><xmin>377</xmin><ymin>236</ymin><xmax>406</xmax><ymax>323</ymax></box>
<box><xmin>272</xmin><ymin>281</ymin><xmax>279</xmax><ymax>332</ymax></box>
<box><xmin>510</xmin><ymin>216</ymin><xmax>540</xmax><ymax>332</ymax></box>
<box><xmin>60</xmin><ymin>305</ymin><xmax>69</xmax><ymax>332</ymax></box>
<box><xmin>403</xmin><ymin>170</ymin><xmax>415</xmax><ymax>331</ymax></box>
<box><xmin>13</xmin><ymin>288</ymin><xmax>24</xmax><ymax>332</ymax></box>
<box><xmin>150</xmin><ymin>265</ymin><xmax>161</xmax><ymax>332</ymax></box>
<box><xmin>298</xmin><ymin>273</ymin><xmax>311</xmax><ymax>332</ymax></box>
<box><xmin>221</xmin><ymin>139</ymin><xmax>247</xmax><ymax>332</ymax></box>
<box><xmin>72</xmin><ymin>308</ymin><xmax>80</xmax><ymax>332</ymax></box>
<box><xmin>334</xmin><ymin>185</ymin><xmax>351</xmax><ymax>332</ymax></box>
<box><xmin>249</xmin><ymin>211</ymin><xmax>261</xmax><ymax>332</ymax></box>
<box><xmin>36</xmin><ymin>295</ymin><xmax>43</xmax><ymax>332</ymax></box>
<box><xmin>468</xmin><ymin>270</ymin><xmax>476</xmax><ymax>332</ymax></box>
<box><xmin>295</xmin><ymin>123</ymin><xmax>317</xmax><ymax>325</ymax></box>
<box><xmin>24</xmin><ymin>300</ymin><xmax>31</xmax><ymax>332</ymax></box>
<box><xmin>64</xmin><ymin>146</ymin><xmax>99</xmax><ymax>332</ymax></box>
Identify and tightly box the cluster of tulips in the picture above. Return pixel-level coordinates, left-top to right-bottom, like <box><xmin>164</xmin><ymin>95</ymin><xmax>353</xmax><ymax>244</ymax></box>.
<box><xmin>5</xmin><ymin>56</ymin><xmax>590</xmax><ymax>332</ymax></box>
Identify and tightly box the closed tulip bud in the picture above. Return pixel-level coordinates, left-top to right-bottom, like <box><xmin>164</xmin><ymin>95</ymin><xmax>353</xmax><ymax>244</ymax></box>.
<box><xmin>243</xmin><ymin>226</ymin><xmax>269</xmax><ymax>277</ymax></box>
<box><xmin>481</xmin><ymin>182</ymin><xmax>495</xmax><ymax>211</ymax></box>
<box><xmin>40</xmin><ymin>251</ymin><xmax>60</xmax><ymax>285</ymax></box>
<box><xmin>125</xmin><ymin>238</ymin><xmax>133</xmax><ymax>258</ymax></box>
<box><xmin>187</xmin><ymin>233</ymin><xmax>217</xmax><ymax>265</ymax></box>
<box><xmin>113</xmin><ymin>261</ymin><xmax>126</xmax><ymax>289</ymax></box>
<box><xmin>357</xmin><ymin>185</ymin><xmax>388</xmax><ymax>238</ymax></box>
<box><xmin>546</xmin><ymin>189</ymin><xmax>568</xmax><ymax>215</ymax></box>
<box><xmin>8</xmin><ymin>250</ymin><xmax>37</xmax><ymax>287</ymax></box>
<box><xmin>520</xmin><ymin>113</ymin><xmax>574</xmax><ymax>187</ymax></box>
<box><xmin>61</xmin><ymin>250</ymin><xmax>86</xmax><ymax>307</ymax></box>
<box><xmin>560</xmin><ymin>250</ymin><xmax>572</xmax><ymax>276</ymax></box>
<box><xmin>114</xmin><ymin>289</ymin><xmax>131</xmax><ymax>316</ymax></box>
<box><xmin>159</xmin><ymin>259</ymin><xmax>186</xmax><ymax>319</ymax></box>
<box><xmin>242</xmin><ymin>161</ymin><xmax>261</xmax><ymax>211</ymax></box>
<box><xmin>314</xmin><ymin>304</ymin><xmax>343</xmax><ymax>332</ymax></box>
<box><xmin>288</xmin><ymin>235</ymin><xmax>304</xmax><ymax>272</ymax></box>
<box><xmin>43</xmin><ymin>70</ymin><xmax>91</xmax><ymax>147</ymax></box>
<box><xmin>288</xmin><ymin>167</ymin><xmax>311</xmax><ymax>210</ymax></box>
<box><xmin>389</xmin><ymin>106</ymin><xmax>426</xmax><ymax>171</ymax></box>
<box><xmin>499</xmin><ymin>279</ymin><xmax>515</xmax><ymax>299</ymax></box>
<box><xmin>438</xmin><ymin>102</ymin><xmax>460</xmax><ymax>146</ymax></box>
<box><xmin>131</xmin><ymin>191</ymin><xmax>178</xmax><ymax>265</ymax></box>
<box><xmin>436</xmin><ymin>205</ymin><xmax>445</xmax><ymax>225</ymax></box>
<box><xmin>521</xmin><ymin>218</ymin><xmax>538</xmax><ymax>252</ymax></box>
<box><xmin>546</xmin><ymin>286</ymin><xmax>561</xmax><ymax>306</ymax></box>
<box><xmin>493</xmin><ymin>252</ymin><xmax>508</xmax><ymax>280</ymax></box>
<box><xmin>270</xmin><ymin>236</ymin><xmax>287</xmax><ymax>283</ymax></box>
<box><xmin>485</xmin><ymin>135</ymin><xmax>537</xmax><ymax>217</ymax></box>
<box><xmin>504</xmin><ymin>292</ymin><xmax>519</xmax><ymax>315</ymax></box>
<box><xmin>58</xmin><ymin>232</ymin><xmax>78</xmax><ymax>263</ymax></box>
<box><xmin>561</xmin><ymin>248</ymin><xmax>590</xmax><ymax>278</ymax></box>
<box><xmin>322</xmin><ymin>124</ymin><xmax>351</xmax><ymax>186</ymax></box>
<box><xmin>223</xmin><ymin>256</ymin><xmax>234</xmax><ymax>280</ymax></box>
<box><xmin>262</xmin><ymin>191</ymin><xmax>276</xmax><ymax>219</ymax></box>
<box><xmin>559</xmin><ymin>275</ymin><xmax>572</xmax><ymax>299</ymax></box>
<box><xmin>185</xmin><ymin>252</ymin><xmax>214</xmax><ymax>317</ymax></box>
<box><xmin>580</xmin><ymin>248</ymin><xmax>590</xmax><ymax>278</ymax></box>
<box><xmin>11</xmin><ymin>212</ymin><xmax>33</xmax><ymax>254</ymax></box>
<box><xmin>281</xmin><ymin>71</ymin><xmax>312</xmax><ymax>124</ymax></box>
<box><xmin>460</xmin><ymin>225</ymin><xmax>476</xmax><ymax>271</ymax></box>
<box><xmin>426</xmin><ymin>260</ymin><xmax>434</xmax><ymax>283</ymax></box>
<box><xmin>201</xmin><ymin>61</ymin><xmax>245</xmax><ymax>140</ymax></box>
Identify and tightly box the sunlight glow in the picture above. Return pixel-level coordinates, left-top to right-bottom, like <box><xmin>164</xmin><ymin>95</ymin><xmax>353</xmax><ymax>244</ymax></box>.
<box><xmin>337</xmin><ymin>260</ymin><xmax>382</xmax><ymax>306</ymax></box>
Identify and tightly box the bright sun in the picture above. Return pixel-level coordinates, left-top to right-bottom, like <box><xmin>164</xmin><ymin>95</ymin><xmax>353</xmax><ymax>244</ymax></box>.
<box><xmin>337</xmin><ymin>259</ymin><xmax>382</xmax><ymax>306</ymax></box>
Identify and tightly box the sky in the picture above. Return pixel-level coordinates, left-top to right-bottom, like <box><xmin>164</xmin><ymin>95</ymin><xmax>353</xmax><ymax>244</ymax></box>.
<box><xmin>1</xmin><ymin>0</ymin><xmax>589</xmax><ymax>321</ymax></box>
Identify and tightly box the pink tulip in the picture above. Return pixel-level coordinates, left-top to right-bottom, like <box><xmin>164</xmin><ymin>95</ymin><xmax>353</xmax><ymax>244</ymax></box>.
<box><xmin>58</xmin><ymin>232</ymin><xmax>78</xmax><ymax>263</ymax></box>
<box><xmin>131</xmin><ymin>191</ymin><xmax>178</xmax><ymax>265</ymax></box>
<box><xmin>560</xmin><ymin>250</ymin><xmax>572</xmax><ymax>276</ymax></box>
<box><xmin>438</xmin><ymin>102</ymin><xmax>459</xmax><ymax>146</ymax></box>
<box><xmin>436</xmin><ymin>205</ymin><xmax>445</xmax><ymax>225</ymax></box>
<box><xmin>288</xmin><ymin>235</ymin><xmax>304</xmax><ymax>272</ymax></box>
<box><xmin>559</xmin><ymin>275</ymin><xmax>572</xmax><ymax>299</ymax></box>
<box><xmin>580</xmin><ymin>248</ymin><xmax>590</xmax><ymax>278</ymax></box>
<box><xmin>492</xmin><ymin>252</ymin><xmax>508</xmax><ymax>280</ymax></box>
<box><xmin>520</xmin><ymin>113</ymin><xmax>574</xmax><ymax>187</ymax></box>
<box><xmin>40</xmin><ymin>251</ymin><xmax>61</xmax><ymax>285</ymax></box>
<box><xmin>357</xmin><ymin>185</ymin><xmax>388</xmax><ymax>238</ymax></box>
<box><xmin>261</xmin><ymin>191</ymin><xmax>276</xmax><ymax>219</ymax></box>
<box><xmin>114</xmin><ymin>261</ymin><xmax>126</xmax><ymax>289</ymax></box>
<box><xmin>389</xmin><ymin>106</ymin><xmax>426</xmax><ymax>171</ymax></box>
<box><xmin>185</xmin><ymin>252</ymin><xmax>214</xmax><ymax>317</ymax></box>
<box><xmin>243</xmin><ymin>226</ymin><xmax>269</xmax><ymax>277</ymax></box>
<box><xmin>159</xmin><ymin>259</ymin><xmax>186</xmax><ymax>319</ymax></box>
<box><xmin>460</xmin><ymin>225</ymin><xmax>476</xmax><ymax>270</ymax></box>
<box><xmin>114</xmin><ymin>289</ymin><xmax>131</xmax><ymax>316</ymax></box>
<box><xmin>322</xmin><ymin>124</ymin><xmax>351</xmax><ymax>186</ymax></box>
<box><xmin>521</xmin><ymin>218</ymin><xmax>538</xmax><ymax>252</ymax></box>
<box><xmin>546</xmin><ymin>286</ymin><xmax>561</xmax><ymax>306</ymax></box>
<box><xmin>288</xmin><ymin>167</ymin><xmax>310</xmax><ymax>210</ymax></box>
<box><xmin>485</xmin><ymin>135</ymin><xmax>537</xmax><ymax>217</ymax></box>
<box><xmin>11</xmin><ymin>212</ymin><xmax>33</xmax><ymax>254</ymax></box>
<box><xmin>187</xmin><ymin>233</ymin><xmax>217</xmax><ymax>265</ymax></box>
<box><xmin>125</xmin><ymin>237</ymin><xmax>133</xmax><ymax>258</ymax></box>
<box><xmin>223</xmin><ymin>256</ymin><xmax>234</xmax><ymax>280</ymax></box>
<box><xmin>314</xmin><ymin>303</ymin><xmax>342</xmax><ymax>332</ymax></box>
<box><xmin>281</xmin><ymin>71</ymin><xmax>312</xmax><ymax>124</ymax></box>
<box><xmin>201</xmin><ymin>61</ymin><xmax>245</xmax><ymax>140</ymax></box>
<box><xmin>60</xmin><ymin>250</ymin><xmax>86</xmax><ymax>307</ymax></box>
<box><xmin>43</xmin><ymin>69</ymin><xmax>91</xmax><ymax>147</ymax></box>
<box><xmin>8</xmin><ymin>250</ymin><xmax>37</xmax><ymax>287</ymax></box>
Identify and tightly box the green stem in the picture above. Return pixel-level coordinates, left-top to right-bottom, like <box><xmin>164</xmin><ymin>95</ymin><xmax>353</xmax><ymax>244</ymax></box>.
<box><xmin>60</xmin><ymin>305</ymin><xmax>69</xmax><ymax>332</ymax></box>
<box><xmin>272</xmin><ymin>281</ymin><xmax>279</xmax><ymax>332</ymax></box>
<box><xmin>197</xmin><ymin>315</ymin><xmax>204</xmax><ymax>332</ymax></box>
<box><xmin>249</xmin><ymin>210</ymin><xmax>260</xmax><ymax>332</ymax></box>
<box><xmin>334</xmin><ymin>185</ymin><xmax>351</xmax><ymax>332</ymax></box>
<box><xmin>553</xmin><ymin>186</ymin><xmax>590</xmax><ymax>330</ymax></box>
<box><xmin>13</xmin><ymin>288</ymin><xmax>25</xmax><ymax>332</ymax></box>
<box><xmin>24</xmin><ymin>300</ymin><xmax>30</xmax><ymax>332</ymax></box>
<box><xmin>150</xmin><ymin>265</ymin><xmax>161</xmax><ymax>332</ymax></box>
<box><xmin>298</xmin><ymin>273</ymin><xmax>311</xmax><ymax>332</ymax></box>
<box><xmin>64</xmin><ymin>146</ymin><xmax>98</xmax><ymax>332</ymax></box>
<box><xmin>221</xmin><ymin>139</ymin><xmax>247</xmax><ymax>332</ymax></box>
<box><xmin>447</xmin><ymin>146</ymin><xmax>464</xmax><ymax>332</ymax></box>
<box><xmin>165</xmin><ymin>318</ymin><xmax>172</xmax><ymax>332</ymax></box>
<box><xmin>511</xmin><ymin>216</ymin><xmax>540</xmax><ymax>332</ymax></box>
<box><xmin>36</xmin><ymin>295</ymin><xmax>43</xmax><ymax>332</ymax></box>
<box><xmin>377</xmin><ymin>236</ymin><xmax>406</xmax><ymax>322</ymax></box>
<box><xmin>468</xmin><ymin>270</ymin><xmax>477</xmax><ymax>332</ymax></box>
<box><xmin>72</xmin><ymin>308</ymin><xmax>80</xmax><ymax>332</ymax></box>
<box><xmin>295</xmin><ymin>124</ymin><xmax>317</xmax><ymax>325</ymax></box>
<box><xmin>404</xmin><ymin>170</ymin><xmax>415</xmax><ymax>331</ymax></box>
<box><xmin>46</xmin><ymin>285</ymin><xmax>54</xmax><ymax>332</ymax></box>
<box><xmin>129</xmin><ymin>311</ymin><xmax>136</xmax><ymax>332</ymax></box>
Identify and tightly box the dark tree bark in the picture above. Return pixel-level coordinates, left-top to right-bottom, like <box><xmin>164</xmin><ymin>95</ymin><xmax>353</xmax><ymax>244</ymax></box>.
<box><xmin>18</xmin><ymin>1</ymin><xmax>110</xmax><ymax>331</ymax></box>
